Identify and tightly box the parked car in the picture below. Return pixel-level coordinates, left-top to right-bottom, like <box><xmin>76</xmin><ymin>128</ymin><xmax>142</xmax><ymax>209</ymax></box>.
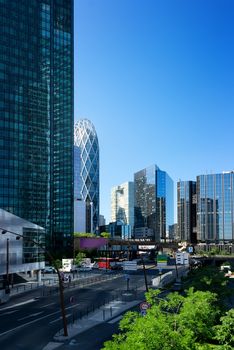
<box><xmin>42</xmin><ymin>266</ymin><xmax>56</xmax><ymax>274</ymax></box>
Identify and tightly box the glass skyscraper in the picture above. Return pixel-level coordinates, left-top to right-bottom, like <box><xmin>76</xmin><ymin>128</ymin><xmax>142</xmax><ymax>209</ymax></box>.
<box><xmin>197</xmin><ymin>172</ymin><xmax>234</xmax><ymax>242</ymax></box>
<box><xmin>111</xmin><ymin>182</ymin><xmax>134</xmax><ymax>227</ymax></box>
<box><xmin>74</xmin><ymin>119</ymin><xmax>99</xmax><ymax>233</ymax></box>
<box><xmin>134</xmin><ymin>165</ymin><xmax>174</xmax><ymax>242</ymax></box>
<box><xmin>0</xmin><ymin>0</ymin><xmax>74</xmax><ymax>253</ymax></box>
<box><xmin>177</xmin><ymin>181</ymin><xmax>197</xmax><ymax>243</ymax></box>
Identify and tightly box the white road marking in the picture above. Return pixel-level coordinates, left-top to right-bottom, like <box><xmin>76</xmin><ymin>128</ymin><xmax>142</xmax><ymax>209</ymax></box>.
<box><xmin>65</xmin><ymin>303</ymin><xmax>79</xmax><ymax>310</ymax></box>
<box><xmin>0</xmin><ymin>299</ymin><xmax>36</xmax><ymax>311</ymax></box>
<box><xmin>0</xmin><ymin>310</ymin><xmax>18</xmax><ymax>316</ymax></box>
<box><xmin>108</xmin><ymin>315</ymin><xmax>123</xmax><ymax>324</ymax></box>
<box><xmin>18</xmin><ymin>312</ymin><xmax>44</xmax><ymax>321</ymax></box>
<box><xmin>40</xmin><ymin>302</ymin><xmax>56</xmax><ymax>308</ymax></box>
<box><xmin>0</xmin><ymin>310</ymin><xmax>61</xmax><ymax>337</ymax></box>
<box><xmin>49</xmin><ymin>312</ymin><xmax>72</xmax><ymax>324</ymax></box>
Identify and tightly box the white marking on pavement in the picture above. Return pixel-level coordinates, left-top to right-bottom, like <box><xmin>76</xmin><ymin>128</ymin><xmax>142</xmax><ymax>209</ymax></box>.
<box><xmin>40</xmin><ymin>302</ymin><xmax>56</xmax><ymax>308</ymax></box>
<box><xmin>0</xmin><ymin>299</ymin><xmax>36</xmax><ymax>310</ymax></box>
<box><xmin>42</xmin><ymin>342</ymin><xmax>62</xmax><ymax>350</ymax></box>
<box><xmin>0</xmin><ymin>310</ymin><xmax>61</xmax><ymax>337</ymax></box>
<box><xmin>65</xmin><ymin>303</ymin><xmax>79</xmax><ymax>310</ymax></box>
<box><xmin>18</xmin><ymin>312</ymin><xmax>44</xmax><ymax>321</ymax></box>
<box><xmin>0</xmin><ymin>310</ymin><xmax>18</xmax><ymax>316</ymax></box>
<box><xmin>108</xmin><ymin>315</ymin><xmax>123</xmax><ymax>324</ymax></box>
<box><xmin>49</xmin><ymin>313</ymin><xmax>72</xmax><ymax>324</ymax></box>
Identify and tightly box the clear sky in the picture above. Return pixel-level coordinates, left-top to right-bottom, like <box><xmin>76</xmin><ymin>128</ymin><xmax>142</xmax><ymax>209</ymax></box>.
<box><xmin>74</xmin><ymin>0</ymin><xmax>234</xmax><ymax>223</ymax></box>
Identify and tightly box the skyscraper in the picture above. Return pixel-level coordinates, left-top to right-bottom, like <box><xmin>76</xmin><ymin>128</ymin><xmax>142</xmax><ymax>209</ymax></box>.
<box><xmin>134</xmin><ymin>165</ymin><xmax>174</xmax><ymax>242</ymax></box>
<box><xmin>111</xmin><ymin>182</ymin><xmax>134</xmax><ymax>227</ymax></box>
<box><xmin>74</xmin><ymin>119</ymin><xmax>99</xmax><ymax>233</ymax></box>
<box><xmin>0</xmin><ymin>0</ymin><xmax>74</xmax><ymax>253</ymax></box>
<box><xmin>177</xmin><ymin>181</ymin><xmax>197</xmax><ymax>243</ymax></box>
<box><xmin>197</xmin><ymin>172</ymin><xmax>234</xmax><ymax>242</ymax></box>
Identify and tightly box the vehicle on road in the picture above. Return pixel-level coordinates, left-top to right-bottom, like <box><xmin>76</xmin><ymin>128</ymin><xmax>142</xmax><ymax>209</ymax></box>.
<box><xmin>97</xmin><ymin>257</ymin><xmax>123</xmax><ymax>270</ymax></box>
<box><xmin>42</xmin><ymin>266</ymin><xmax>56</xmax><ymax>274</ymax></box>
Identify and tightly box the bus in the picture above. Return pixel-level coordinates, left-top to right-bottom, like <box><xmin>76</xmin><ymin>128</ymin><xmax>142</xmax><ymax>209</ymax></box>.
<box><xmin>0</xmin><ymin>278</ymin><xmax>10</xmax><ymax>304</ymax></box>
<box><xmin>97</xmin><ymin>257</ymin><xmax>122</xmax><ymax>270</ymax></box>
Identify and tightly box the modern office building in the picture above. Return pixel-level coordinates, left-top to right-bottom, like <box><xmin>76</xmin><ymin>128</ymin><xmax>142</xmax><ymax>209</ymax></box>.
<box><xmin>74</xmin><ymin>145</ymin><xmax>86</xmax><ymax>232</ymax></box>
<box><xmin>134</xmin><ymin>165</ymin><xmax>174</xmax><ymax>242</ymax></box>
<box><xmin>74</xmin><ymin>119</ymin><xmax>99</xmax><ymax>233</ymax></box>
<box><xmin>177</xmin><ymin>181</ymin><xmax>197</xmax><ymax>243</ymax></box>
<box><xmin>111</xmin><ymin>182</ymin><xmax>134</xmax><ymax>227</ymax></box>
<box><xmin>99</xmin><ymin>215</ymin><xmax>106</xmax><ymax>227</ymax></box>
<box><xmin>0</xmin><ymin>209</ymin><xmax>45</xmax><ymax>279</ymax></box>
<box><xmin>197</xmin><ymin>171</ymin><xmax>234</xmax><ymax>242</ymax></box>
<box><xmin>0</xmin><ymin>0</ymin><xmax>74</xmax><ymax>254</ymax></box>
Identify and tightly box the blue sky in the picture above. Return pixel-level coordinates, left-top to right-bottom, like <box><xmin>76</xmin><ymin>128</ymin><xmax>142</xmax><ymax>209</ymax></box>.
<box><xmin>74</xmin><ymin>0</ymin><xmax>234</xmax><ymax>222</ymax></box>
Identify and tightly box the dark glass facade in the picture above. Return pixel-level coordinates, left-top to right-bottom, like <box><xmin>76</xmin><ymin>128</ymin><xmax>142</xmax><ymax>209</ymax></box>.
<box><xmin>134</xmin><ymin>165</ymin><xmax>174</xmax><ymax>242</ymax></box>
<box><xmin>177</xmin><ymin>181</ymin><xmax>197</xmax><ymax>243</ymax></box>
<box><xmin>0</xmin><ymin>0</ymin><xmax>74</xmax><ymax>253</ymax></box>
<box><xmin>197</xmin><ymin>172</ymin><xmax>234</xmax><ymax>242</ymax></box>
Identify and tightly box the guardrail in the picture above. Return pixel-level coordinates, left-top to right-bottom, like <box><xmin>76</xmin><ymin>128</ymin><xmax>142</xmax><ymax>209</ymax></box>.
<box><xmin>9</xmin><ymin>270</ymin><xmax>123</xmax><ymax>297</ymax></box>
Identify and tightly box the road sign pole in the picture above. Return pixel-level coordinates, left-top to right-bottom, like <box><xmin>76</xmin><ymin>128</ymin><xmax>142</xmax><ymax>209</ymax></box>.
<box><xmin>141</xmin><ymin>256</ymin><xmax>149</xmax><ymax>292</ymax></box>
<box><xmin>127</xmin><ymin>277</ymin><xmax>129</xmax><ymax>291</ymax></box>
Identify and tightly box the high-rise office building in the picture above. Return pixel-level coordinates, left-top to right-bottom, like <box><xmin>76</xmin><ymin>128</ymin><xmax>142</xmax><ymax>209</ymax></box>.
<box><xmin>177</xmin><ymin>181</ymin><xmax>197</xmax><ymax>243</ymax></box>
<box><xmin>0</xmin><ymin>0</ymin><xmax>74</xmax><ymax>253</ymax></box>
<box><xmin>197</xmin><ymin>172</ymin><xmax>234</xmax><ymax>242</ymax></box>
<box><xmin>74</xmin><ymin>119</ymin><xmax>99</xmax><ymax>233</ymax></box>
<box><xmin>74</xmin><ymin>145</ymin><xmax>86</xmax><ymax>232</ymax></box>
<box><xmin>111</xmin><ymin>182</ymin><xmax>134</xmax><ymax>227</ymax></box>
<box><xmin>134</xmin><ymin>165</ymin><xmax>174</xmax><ymax>242</ymax></box>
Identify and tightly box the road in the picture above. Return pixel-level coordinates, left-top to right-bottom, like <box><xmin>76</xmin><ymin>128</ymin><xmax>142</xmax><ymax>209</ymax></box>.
<box><xmin>0</xmin><ymin>268</ymin><xmax>157</xmax><ymax>349</ymax></box>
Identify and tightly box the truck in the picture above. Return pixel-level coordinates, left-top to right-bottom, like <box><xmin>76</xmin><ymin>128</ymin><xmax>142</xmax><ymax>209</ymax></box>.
<box><xmin>62</xmin><ymin>258</ymin><xmax>73</xmax><ymax>272</ymax></box>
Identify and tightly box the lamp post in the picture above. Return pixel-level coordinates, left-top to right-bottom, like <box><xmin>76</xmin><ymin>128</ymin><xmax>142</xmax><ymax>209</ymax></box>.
<box><xmin>141</xmin><ymin>255</ymin><xmax>149</xmax><ymax>292</ymax></box>
<box><xmin>6</xmin><ymin>237</ymin><xmax>9</xmax><ymax>285</ymax></box>
<box><xmin>1</xmin><ymin>227</ymin><xmax>68</xmax><ymax>337</ymax></box>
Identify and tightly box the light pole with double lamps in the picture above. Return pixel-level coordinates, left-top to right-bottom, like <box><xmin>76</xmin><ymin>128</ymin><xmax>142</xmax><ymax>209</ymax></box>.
<box><xmin>1</xmin><ymin>227</ymin><xmax>68</xmax><ymax>337</ymax></box>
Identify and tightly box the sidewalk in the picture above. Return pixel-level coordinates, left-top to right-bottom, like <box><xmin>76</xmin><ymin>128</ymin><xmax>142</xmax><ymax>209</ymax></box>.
<box><xmin>43</xmin><ymin>298</ymin><xmax>142</xmax><ymax>350</ymax></box>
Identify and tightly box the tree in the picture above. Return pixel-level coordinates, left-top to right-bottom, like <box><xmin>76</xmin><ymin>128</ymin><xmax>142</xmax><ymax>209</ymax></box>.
<box><xmin>214</xmin><ymin>309</ymin><xmax>234</xmax><ymax>348</ymax></box>
<box><xmin>52</xmin><ymin>259</ymin><xmax>62</xmax><ymax>269</ymax></box>
<box><xmin>102</xmin><ymin>289</ymin><xmax>219</xmax><ymax>350</ymax></box>
<box><xmin>187</xmin><ymin>266</ymin><xmax>230</xmax><ymax>307</ymax></box>
<box><xmin>74</xmin><ymin>252</ymin><xmax>86</xmax><ymax>266</ymax></box>
<box><xmin>100</xmin><ymin>232</ymin><xmax>111</xmax><ymax>238</ymax></box>
<box><xmin>74</xmin><ymin>232</ymin><xmax>96</xmax><ymax>237</ymax></box>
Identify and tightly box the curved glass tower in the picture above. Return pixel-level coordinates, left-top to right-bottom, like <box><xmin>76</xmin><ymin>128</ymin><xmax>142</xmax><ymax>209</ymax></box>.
<box><xmin>74</xmin><ymin>119</ymin><xmax>99</xmax><ymax>233</ymax></box>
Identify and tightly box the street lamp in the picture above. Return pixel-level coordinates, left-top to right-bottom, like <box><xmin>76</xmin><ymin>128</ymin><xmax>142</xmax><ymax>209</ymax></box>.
<box><xmin>1</xmin><ymin>227</ymin><xmax>68</xmax><ymax>337</ymax></box>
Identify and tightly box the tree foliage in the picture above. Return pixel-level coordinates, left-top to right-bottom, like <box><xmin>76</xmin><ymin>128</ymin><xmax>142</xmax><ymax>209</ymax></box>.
<box><xmin>74</xmin><ymin>232</ymin><xmax>97</xmax><ymax>237</ymax></box>
<box><xmin>103</xmin><ymin>288</ymin><xmax>221</xmax><ymax>350</ymax></box>
<box><xmin>100</xmin><ymin>232</ymin><xmax>111</xmax><ymax>238</ymax></box>
<box><xmin>74</xmin><ymin>251</ymin><xmax>86</xmax><ymax>266</ymax></box>
<box><xmin>214</xmin><ymin>309</ymin><xmax>234</xmax><ymax>348</ymax></box>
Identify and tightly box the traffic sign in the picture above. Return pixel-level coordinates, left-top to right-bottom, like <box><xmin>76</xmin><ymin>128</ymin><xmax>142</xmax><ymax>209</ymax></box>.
<box><xmin>122</xmin><ymin>261</ymin><xmax>137</xmax><ymax>271</ymax></box>
<box><xmin>140</xmin><ymin>301</ymin><xmax>150</xmax><ymax>311</ymax></box>
<box><xmin>70</xmin><ymin>296</ymin><xmax>75</xmax><ymax>304</ymax></box>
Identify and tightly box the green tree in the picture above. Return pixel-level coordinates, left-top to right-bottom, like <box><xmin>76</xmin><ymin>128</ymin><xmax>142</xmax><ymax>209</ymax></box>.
<box><xmin>74</xmin><ymin>252</ymin><xmax>86</xmax><ymax>266</ymax></box>
<box><xmin>100</xmin><ymin>232</ymin><xmax>111</xmax><ymax>238</ymax></box>
<box><xmin>74</xmin><ymin>232</ymin><xmax>97</xmax><ymax>237</ymax></box>
<box><xmin>214</xmin><ymin>309</ymin><xmax>234</xmax><ymax>348</ymax></box>
<box><xmin>102</xmin><ymin>289</ymin><xmax>219</xmax><ymax>350</ymax></box>
<box><xmin>187</xmin><ymin>266</ymin><xmax>230</xmax><ymax>306</ymax></box>
<box><xmin>52</xmin><ymin>259</ymin><xmax>62</xmax><ymax>269</ymax></box>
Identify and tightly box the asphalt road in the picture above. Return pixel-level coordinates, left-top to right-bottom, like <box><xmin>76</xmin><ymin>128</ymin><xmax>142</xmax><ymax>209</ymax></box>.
<box><xmin>0</xmin><ymin>269</ymin><xmax>156</xmax><ymax>349</ymax></box>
